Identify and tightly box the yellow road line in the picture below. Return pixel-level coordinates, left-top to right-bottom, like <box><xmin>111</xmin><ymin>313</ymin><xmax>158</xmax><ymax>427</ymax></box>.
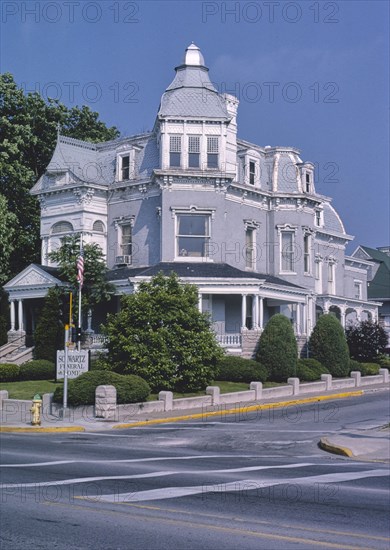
<box><xmin>0</xmin><ymin>426</ymin><xmax>85</xmax><ymax>433</ymax></box>
<box><xmin>113</xmin><ymin>391</ymin><xmax>364</xmax><ymax>429</ymax></box>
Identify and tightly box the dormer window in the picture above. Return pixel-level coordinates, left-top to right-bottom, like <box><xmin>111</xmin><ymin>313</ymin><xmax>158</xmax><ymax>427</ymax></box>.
<box><xmin>121</xmin><ymin>155</ymin><xmax>130</xmax><ymax>180</ymax></box>
<box><xmin>249</xmin><ymin>161</ymin><xmax>256</xmax><ymax>185</ymax></box>
<box><xmin>305</xmin><ymin>172</ymin><xmax>312</xmax><ymax>192</ymax></box>
<box><xmin>117</xmin><ymin>150</ymin><xmax>136</xmax><ymax>182</ymax></box>
<box><xmin>188</xmin><ymin>136</ymin><xmax>200</xmax><ymax>168</ymax></box>
<box><xmin>315</xmin><ymin>209</ymin><xmax>323</xmax><ymax>227</ymax></box>
<box><xmin>207</xmin><ymin>137</ymin><xmax>219</xmax><ymax>169</ymax></box>
<box><xmin>170</xmin><ymin>135</ymin><xmax>182</xmax><ymax>167</ymax></box>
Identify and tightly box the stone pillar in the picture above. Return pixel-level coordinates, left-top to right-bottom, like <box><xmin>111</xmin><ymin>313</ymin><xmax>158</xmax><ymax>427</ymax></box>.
<box><xmin>206</xmin><ymin>386</ymin><xmax>220</xmax><ymax>405</ymax></box>
<box><xmin>17</xmin><ymin>300</ymin><xmax>24</xmax><ymax>332</ymax></box>
<box><xmin>159</xmin><ymin>391</ymin><xmax>173</xmax><ymax>411</ymax></box>
<box><xmin>10</xmin><ymin>301</ymin><xmax>15</xmax><ymax>331</ymax></box>
<box><xmin>95</xmin><ymin>385</ymin><xmax>117</xmax><ymax>420</ymax></box>
<box><xmin>198</xmin><ymin>293</ymin><xmax>202</xmax><ymax>312</ymax></box>
<box><xmin>241</xmin><ymin>294</ymin><xmax>247</xmax><ymax>330</ymax></box>
<box><xmin>259</xmin><ymin>297</ymin><xmax>264</xmax><ymax>329</ymax></box>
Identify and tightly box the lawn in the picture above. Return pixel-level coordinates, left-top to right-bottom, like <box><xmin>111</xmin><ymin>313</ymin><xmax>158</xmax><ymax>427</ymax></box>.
<box><xmin>0</xmin><ymin>379</ymin><xmax>283</xmax><ymax>401</ymax></box>
<box><xmin>0</xmin><ymin>380</ymin><xmax>61</xmax><ymax>400</ymax></box>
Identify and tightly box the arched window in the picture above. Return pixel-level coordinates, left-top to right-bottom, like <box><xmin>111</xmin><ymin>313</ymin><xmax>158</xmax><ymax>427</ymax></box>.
<box><xmin>51</xmin><ymin>221</ymin><xmax>73</xmax><ymax>234</ymax></box>
<box><xmin>93</xmin><ymin>220</ymin><xmax>105</xmax><ymax>232</ymax></box>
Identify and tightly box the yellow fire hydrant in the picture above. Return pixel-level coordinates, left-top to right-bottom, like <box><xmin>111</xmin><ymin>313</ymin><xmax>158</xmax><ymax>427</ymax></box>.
<box><xmin>30</xmin><ymin>394</ymin><xmax>42</xmax><ymax>426</ymax></box>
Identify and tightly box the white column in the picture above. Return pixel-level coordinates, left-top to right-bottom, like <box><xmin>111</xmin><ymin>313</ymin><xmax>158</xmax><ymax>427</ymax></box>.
<box><xmin>301</xmin><ymin>303</ymin><xmax>306</xmax><ymax>335</ymax></box>
<box><xmin>241</xmin><ymin>294</ymin><xmax>247</xmax><ymax>330</ymax></box>
<box><xmin>252</xmin><ymin>295</ymin><xmax>259</xmax><ymax>329</ymax></box>
<box><xmin>198</xmin><ymin>293</ymin><xmax>202</xmax><ymax>312</ymax></box>
<box><xmin>10</xmin><ymin>300</ymin><xmax>15</xmax><ymax>331</ymax></box>
<box><xmin>296</xmin><ymin>303</ymin><xmax>301</xmax><ymax>335</ymax></box>
<box><xmin>259</xmin><ymin>297</ymin><xmax>264</xmax><ymax>329</ymax></box>
<box><xmin>17</xmin><ymin>300</ymin><xmax>24</xmax><ymax>332</ymax></box>
<box><xmin>340</xmin><ymin>307</ymin><xmax>346</xmax><ymax>328</ymax></box>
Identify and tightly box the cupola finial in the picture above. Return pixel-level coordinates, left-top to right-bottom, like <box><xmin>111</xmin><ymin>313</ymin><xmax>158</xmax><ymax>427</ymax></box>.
<box><xmin>183</xmin><ymin>43</ymin><xmax>205</xmax><ymax>67</ymax></box>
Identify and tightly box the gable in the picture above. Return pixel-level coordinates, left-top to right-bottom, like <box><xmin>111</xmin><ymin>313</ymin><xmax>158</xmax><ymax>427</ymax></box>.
<box><xmin>4</xmin><ymin>265</ymin><xmax>63</xmax><ymax>290</ymax></box>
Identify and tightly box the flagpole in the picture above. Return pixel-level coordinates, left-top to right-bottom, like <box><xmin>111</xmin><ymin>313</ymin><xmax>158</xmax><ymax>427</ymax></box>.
<box><xmin>77</xmin><ymin>234</ymin><xmax>83</xmax><ymax>351</ymax></box>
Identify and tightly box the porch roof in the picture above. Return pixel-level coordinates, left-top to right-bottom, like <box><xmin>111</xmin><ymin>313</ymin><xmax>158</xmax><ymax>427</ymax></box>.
<box><xmin>107</xmin><ymin>262</ymin><xmax>304</xmax><ymax>289</ymax></box>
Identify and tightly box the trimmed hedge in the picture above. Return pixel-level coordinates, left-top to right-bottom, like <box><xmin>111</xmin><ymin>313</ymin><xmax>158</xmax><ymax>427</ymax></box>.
<box><xmin>53</xmin><ymin>370</ymin><xmax>150</xmax><ymax>406</ymax></box>
<box><xmin>296</xmin><ymin>359</ymin><xmax>329</xmax><ymax>382</ymax></box>
<box><xmin>19</xmin><ymin>360</ymin><xmax>56</xmax><ymax>381</ymax></box>
<box><xmin>377</xmin><ymin>355</ymin><xmax>390</xmax><ymax>370</ymax></box>
<box><xmin>0</xmin><ymin>363</ymin><xmax>20</xmax><ymax>382</ymax></box>
<box><xmin>216</xmin><ymin>356</ymin><xmax>268</xmax><ymax>383</ymax></box>
<box><xmin>349</xmin><ymin>361</ymin><xmax>380</xmax><ymax>376</ymax></box>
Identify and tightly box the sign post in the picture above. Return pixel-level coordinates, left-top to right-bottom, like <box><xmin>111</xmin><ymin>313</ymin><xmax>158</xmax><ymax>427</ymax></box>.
<box><xmin>63</xmin><ymin>324</ymin><xmax>69</xmax><ymax>416</ymax></box>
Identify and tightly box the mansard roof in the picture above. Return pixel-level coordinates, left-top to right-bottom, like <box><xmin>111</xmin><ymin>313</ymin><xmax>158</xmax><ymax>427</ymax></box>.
<box><xmin>322</xmin><ymin>203</ymin><xmax>347</xmax><ymax>235</ymax></box>
<box><xmin>157</xmin><ymin>43</ymin><xmax>229</xmax><ymax>119</ymax></box>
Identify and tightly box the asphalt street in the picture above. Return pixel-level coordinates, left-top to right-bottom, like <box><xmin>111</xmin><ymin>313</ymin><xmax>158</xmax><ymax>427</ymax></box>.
<box><xmin>1</xmin><ymin>391</ymin><xmax>389</xmax><ymax>550</ymax></box>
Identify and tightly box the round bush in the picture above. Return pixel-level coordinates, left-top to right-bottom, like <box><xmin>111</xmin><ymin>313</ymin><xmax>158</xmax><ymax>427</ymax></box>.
<box><xmin>216</xmin><ymin>356</ymin><xmax>267</xmax><ymax>383</ymax></box>
<box><xmin>256</xmin><ymin>314</ymin><xmax>298</xmax><ymax>382</ymax></box>
<box><xmin>296</xmin><ymin>359</ymin><xmax>329</xmax><ymax>381</ymax></box>
<box><xmin>0</xmin><ymin>363</ymin><xmax>20</xmax><ymax>382</ymax></box>
<box><xmin>19</xmin><ymin>360</ymin><xmax>55</xmax><ymax>380</ymax></box>
<box><xmin>53</xmin><ymin>370</ymin><xmax>150</xmax><ymax>406</ymax></box>
<box><xmin>309</xmin><ymin>314</ymin><xmax>350</xmax><ymax>377</ymax></box>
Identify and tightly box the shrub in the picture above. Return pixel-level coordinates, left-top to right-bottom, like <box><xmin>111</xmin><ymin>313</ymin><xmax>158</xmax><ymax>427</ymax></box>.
<box><xmin>349</xmin><ymin>359</ymin><xmax>362</xmax><ymax>374</ymax></box>
<box><xmin>377</xmin><ymin>355</ymin><xmax>390</xmax><ymax>370</ymax></box>
<box><xmin>309</xmin><ymin>314</ymin><xmax>350</xmax><ymax>377</ymax></box>
<box><xmin>0</xmin><ymin>314</ymin><xmax>8</xmax><ymax>346</ymax></box>
<box><xmin>53</xmin><ymin>370</ymin><xmax>150</xmax><ymax>406</ymax></box>
<box><xmin>349</xmin><ymin>361</ymin><xmax>380</xmax><ymax>376</ymax></box>
<box><xmin>296</xmin><ymin>358</ymin><xmax>329</xmax><ymax>381</ymax></box>
<box><xmin>256</xmin><ymin>314</ymin><xmax>298</xmax><ymax>382</ymax></box>
<box><xmin>346</xmin><ymin>321</ymin><xmax>387</xmax><ymax>362</ymax></box>
<box><xmin>19</xmin><ymin>360</ymin><xmax>55</xmax><ymax>380</ymax></box>
<box><xmin>0</xmin><ymin>363</ymin><xmax>20</xmax><ymax>382</ymax></box>
<box><xmin>103</xmin><ymin>273</ymin><xmax>223</xmax><ymax>392</ymax></box>
<box><xmin>216</xmin><ymin>356</ymin><xmax>268</xmax><ymax>383</ymax></box>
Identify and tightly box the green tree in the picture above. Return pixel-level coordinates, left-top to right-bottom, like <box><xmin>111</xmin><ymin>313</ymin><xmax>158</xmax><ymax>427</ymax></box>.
<box><xmin>48</xmin><ymin>235</ymin><xmax>114</xmax><ymax>319</ymax></box>
<box><xmin>309</xmin><ymin>314</ymin><xmax>350</xmax><ymax>376</ymax></box>
<box><xmin>346</xmin><ymin>320</ymin><xmax>388</xmax><ymax>362</ymax></box>
<box><xmin>0</xmin><ymin>72</ymin><xmax>119</xmax><ymax>278</ymax></box>
<box><xmin>0</xmin><ymin>194</ymin><xmax>17</xmax><ymax>285</ymax></box>
<box><xmin>102</xmin><ymin>272</ymin><xmax>223</xmax><ymax>392</ymax></box>
<box><xmin>256</xmin><ymin>314</ymin><xmax>298</xmax><ymax>381</ymax></box>
<box><xmin>33</xmin><ymin>288</ymin><xmax>65</xmax><ymax>362</ymax></box>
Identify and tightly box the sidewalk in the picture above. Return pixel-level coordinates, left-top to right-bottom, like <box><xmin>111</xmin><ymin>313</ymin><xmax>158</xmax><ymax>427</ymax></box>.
<box><xmin>1</xmin><ymin>384</ymin><xmax>389</xmax><ymax>461</ymax></box>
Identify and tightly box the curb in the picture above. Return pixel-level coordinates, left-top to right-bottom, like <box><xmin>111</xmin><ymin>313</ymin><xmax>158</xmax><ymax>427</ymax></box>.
<box><xmin>0</xmin><ymin>426</ymin><xmax>85</xmax><ymax>433</ymax></box>
<box><xmin>319</xmin><ymin>437</ymin><xmax>353</xmax><ymax>457</ymax></box>
<box><xmin>112</xmin><ymin>390</ymin><xmax>364</xmax><ymax>429</ymax></box>
<box><xmin>0</xmin><ymin>390</ymin><xmax>364</xmax><ymax>433</ymax></box>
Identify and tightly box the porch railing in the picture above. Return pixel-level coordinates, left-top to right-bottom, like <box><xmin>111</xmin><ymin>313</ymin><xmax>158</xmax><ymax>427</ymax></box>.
<box><xmin>216</xmin><ymin>333</ymin><xmax>242</xmax><ymax>347</ymax></box>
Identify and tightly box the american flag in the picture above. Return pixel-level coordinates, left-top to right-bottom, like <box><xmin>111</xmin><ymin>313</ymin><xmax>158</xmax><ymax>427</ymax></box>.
<box><xmin>76</xmin><ymin>249</ymin><xmax>84</xmax><ymax>287</ymax></box>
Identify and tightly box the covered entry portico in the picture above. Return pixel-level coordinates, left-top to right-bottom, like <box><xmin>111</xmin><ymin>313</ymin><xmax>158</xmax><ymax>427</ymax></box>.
<box><xmin>193</xmin><ymin>278</ymin><xmax>312</xmax><ymax>356</ymax></box>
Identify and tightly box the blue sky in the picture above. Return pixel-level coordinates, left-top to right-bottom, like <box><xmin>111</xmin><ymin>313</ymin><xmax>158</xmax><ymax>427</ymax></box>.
<box><xmin>1</xmin><ymin>0</ymin><xmax>388</xmax><ymax>252</ymax></box>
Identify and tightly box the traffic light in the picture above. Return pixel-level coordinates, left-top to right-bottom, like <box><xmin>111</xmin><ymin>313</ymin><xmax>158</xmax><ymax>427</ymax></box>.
<box><xmin>76</xmin><ymin>327</ymin><xmax>82</xmax><ymax>342</ymax></box>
